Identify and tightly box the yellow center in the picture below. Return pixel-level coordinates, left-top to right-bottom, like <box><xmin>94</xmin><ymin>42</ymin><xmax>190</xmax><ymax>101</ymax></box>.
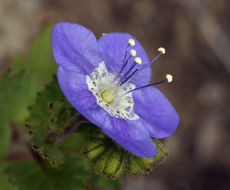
<box><xmin>101</xmin><ymin>88</ymin><xmax>116</xmax><ymax>104</ymax></box>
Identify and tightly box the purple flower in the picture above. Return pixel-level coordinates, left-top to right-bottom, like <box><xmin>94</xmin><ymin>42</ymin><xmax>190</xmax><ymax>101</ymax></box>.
<box><xmin>51</xmin><ymin>22</ymin><xmax>179</xmax><ymax>157</ymax></box>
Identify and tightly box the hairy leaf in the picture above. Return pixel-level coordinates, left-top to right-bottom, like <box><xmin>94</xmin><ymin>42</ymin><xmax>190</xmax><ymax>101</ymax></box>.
<box><xmin>0</xmin><ymin>70</ymin><xmax>36</xmax><ymax>156</ymax></box>
<box><xmin>26</xmin><ymin>77</ymin><xmax>78</xmax><ymax>167</ymax></box>
<box><xmin>11</xmin><ymin>25</ymin><xmax>57</xmax><ymax>84</ymax></box>
<box><xmin>0</xmin><ymin>163</ymin><xmax>18</xmax><ymax>190</ymax></box>
<box><xmin>0</xmin><ymin>25</ymin><xmax>57</xmax><ymax>157</ymax></box>
<box><xmin>5</xmin><ymin>155</ymin><xmax>90</xmax><ymax>190</ymax></box>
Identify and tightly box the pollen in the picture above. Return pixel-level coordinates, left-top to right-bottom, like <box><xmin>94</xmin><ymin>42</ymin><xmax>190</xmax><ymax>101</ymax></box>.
<box><xmin>158</xmin><ymin>47</ymin><xmax>166</xmax><ymax>54</ymax></box>
<box><xmin>128</xmin><ymin>39</ymin><xmax>135</xmax><ymax>46</ymax></box>
<box><xmin>166</xmin><ymin>74</ymin><xmax>173</xmax><ymax>83</ymax></box>
<box><xmin>134</xmin><ymin>57</ymin><xmax>142</xmax><ymax>65</ymax></box>
<box><xmin>130</xmin><ymin>49</ymin><xmax>136</xmax><ymax>56</ymax></box>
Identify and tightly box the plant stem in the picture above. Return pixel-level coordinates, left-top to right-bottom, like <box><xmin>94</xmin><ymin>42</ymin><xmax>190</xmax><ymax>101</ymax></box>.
<box><xmin>53</xmin><ymin>115</ymin><xmax>87</xmax><ymax>144</ymax></box>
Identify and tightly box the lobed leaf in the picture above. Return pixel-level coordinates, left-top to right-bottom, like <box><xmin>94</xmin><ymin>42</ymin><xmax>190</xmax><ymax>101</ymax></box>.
<box><xmin>0</xmin><ymin>70</ymin><xmax>37</xmax><ymax>156</ymax></box>
<box><xmin>26</xmin><ymin>77</ymin><xmax>78</xmax><ymax>167</ymax></box>
<box><xmin>0</xmin><ymin>25</ymin><xmax>57</xmax><ymax>157</ymax></box>
<box><xmin>0</xmin><ymin>163</ymin><xmax>18</xmax><ymax>190</ymax></box>
<box><xmin>4</xmin><ymin>155</ymin><xmax>90</xmax><ymax>190</ymax></box>
<box><xmin>11</xmin><ymin>25</ymin><xmax>57</xmax><ymax>84</ymax></box>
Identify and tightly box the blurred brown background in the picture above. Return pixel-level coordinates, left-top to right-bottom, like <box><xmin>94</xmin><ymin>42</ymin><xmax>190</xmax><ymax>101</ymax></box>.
<box><xmin>0</xmin><ymin>0</ymin><xmax>230</xmax><ymax>189</ymax></box>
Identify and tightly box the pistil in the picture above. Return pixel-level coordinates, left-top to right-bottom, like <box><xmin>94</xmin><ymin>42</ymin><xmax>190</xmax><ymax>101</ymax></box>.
<box><xmin>101</xmin><ymin>88</ymin><xmax>116</xmax><ymax>104</ymax></box>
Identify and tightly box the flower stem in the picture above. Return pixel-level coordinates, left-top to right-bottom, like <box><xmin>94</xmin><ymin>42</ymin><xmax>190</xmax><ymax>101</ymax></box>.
<box><xmin>53</xmin><ymin>115</ymin><xmax>87</xmax><ymax>144</ymax></box>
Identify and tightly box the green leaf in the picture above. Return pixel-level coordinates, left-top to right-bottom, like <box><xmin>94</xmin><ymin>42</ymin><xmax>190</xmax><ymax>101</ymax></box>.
<box><xmin>48</xmin><ymin>100</ymin><xmax>77</xmax><ymax>134</ymax></box>
<box><xmin>0</xmin><ymin>70</ymin><xmax>36</xmax><ymax>156</ymax></box>
<box><xmin>11</xmin><ymin>25</ymin><xmax>57</xmax><ymax>84</ymax></box>
<box><xmin>46</xmin><ymin>155</ymin><xmax>90</xmax><ymax>190</ymax></box>
<box><xmin>0</xmin><ymin>70</ymin><xmax>36</xmax><ymax>122</ymax></box>
<box><xmin>5</xmin><ymin>155</ymin><xmax>90</xmax><ymax>190</ymax></box>
<box><xmin>0</xmin><ymin>25</ymin><xmax>58</xmax><ymax>125</ymax></box>
<box><xmin>0</xmin><ymin>118</ymin><xmax>10</xmax><ymax>157</ymax></box>
<box><xmin>77</xmin><ymin>123</ymin><xmax>169</xmax><ymax>179</ymax></box>
<box><xmin>5</xmin><ymin>160</ymin><xmax>51</xmax><ymax>190</ymax></box>
<box><xmin>0</xmin><ymin>163</ymin><xmax>18</xmax><ymax>190</ymax></box>
<box><xmin>0</xmin><ymin>25</ymin><xmax>57</xmax><ymax>156</ymax></box>
<box><xmin>92</xmin><ymin>174</ymin><xmax>120</xmax><ymax>189</ymax></box>
<box><xmin>57</xmin><ymin>133</ymin><xmax>86</xmax><ymax>153</ymax></box>
<box><xmin>26</xmin><ymin>77</ymin><xmax>78</xmax><ymax>167</ymax></box>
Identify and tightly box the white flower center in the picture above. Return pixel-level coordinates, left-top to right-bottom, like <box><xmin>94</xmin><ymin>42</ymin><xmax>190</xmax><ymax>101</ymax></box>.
<box><xmin>86</xmin><ymin>62</ymin><xmax>139</xmax><ymax>120</ymax></box>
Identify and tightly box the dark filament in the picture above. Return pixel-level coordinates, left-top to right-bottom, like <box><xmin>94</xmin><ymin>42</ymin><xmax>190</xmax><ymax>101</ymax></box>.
<box><xmin>117</xmin><ymin>41</ymin><xmax>165</xmax><ymax>90</ymax></box>
<box><xmin>126</xmin><ymin>79</ymin><xmax>167</xmax><ymax>94</ymax></box>
<box><xmin>119</xmin><ymin>51</ymin><xmax>163</xmax><ymax>87</ymax></box>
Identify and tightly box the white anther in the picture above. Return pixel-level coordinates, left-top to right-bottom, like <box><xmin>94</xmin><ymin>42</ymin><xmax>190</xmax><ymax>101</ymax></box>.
<box><xmin>158</xmin><ymin>47</ymin><xmax>166</xmax><ymax>54</ymax></box>
<box><xmin>128</xmin><ymin>39</ymin><xmax>135</xmax><ymax>46</ymax></box>
<box><xmin>130</xmin><ymin>49</ymin><xmax>136</xmax><ymax>56</ymax></box>
<box><xmin>166</xmin><ymin>74</ymin><xmax>173</xmax><ymax>83</ymax></box>
<box><xmin>134</xmin><ymin>57</ymin><xmax>142</xmax><ymax>65</ymax></box>
<box><xmin>102</xmin><ymin>33</ymin><xmax>107</xmax><ymax>36</ymax></box>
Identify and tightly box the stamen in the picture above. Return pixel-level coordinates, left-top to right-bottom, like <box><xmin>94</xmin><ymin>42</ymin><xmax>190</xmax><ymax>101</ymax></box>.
<box><xmin>130</xmin><ymin>49</ymin><xmax>136</xmax><ymax>56</ymax></box>
<box><xmin>119</xmin><ymin>40</ymin><xmax>132</xmax><ymax>78</ymax></box>
<box><xmin>127</xmin><ymin>80</ymin><xmax>167</xmax><ymax>94</ymax></box>
<box><xmin>123</xmin><ymin>45</ymin><xmax>130</xmax><ymax>64</ymax></box>
<box><xmin>118</xmin><ymin>49</ymin><xmax>136</xmax><ymax>79</ymax></box>
<box><xmin>158</xmin><ymin>47</ymin><xmax>166</xmax><ymax>54</ymax></box>
<box><xmin>128</xmin><ymin>39</ymin><xmax>135</xmax><ymax>46</ymax></box>
<box><xmin>120</xmin><ymin>69</ymin><xmax>138</xmax><ymax>86</ymax></box>
<box><xmin>116</xmin><ymin>43</ymin><xmax>137</xmax><ymax>82</ymax></box>
<box><xmin>119</xmin><ymin>57</ymin><xmax>142</xmax><ymax>85</ymax></box>
<box><xmin>119</xmin><ymin>47</ymin><xmax>166</xmax><ymax>86</ymax></box>
<box><xmin>166</xmin><ymin>74</ymin><xmax>173</xmax><ymax>83</ymax></box>
<box><xmin>149</xmin><ymin>47</ymin><xmax>166</xmax><ymax>65</ymax></box>
<box><xmin>134</xmin><ymin>57</ymin><xmax>142</xmax><ymax>65</ymax></box>
<box><xmin>123</xmin><ymin>74</ymin><xmax>173</xmax><ymax>95</ymax></box>
<box><xmin>102</xmin><ymin>33</ymin><xmax>107</xmax><ymax>36</ymax></box>
<box><xmin>120</xmin><ymin>58</ymin><xmax>140</xmax><ymax>84</ymax></box>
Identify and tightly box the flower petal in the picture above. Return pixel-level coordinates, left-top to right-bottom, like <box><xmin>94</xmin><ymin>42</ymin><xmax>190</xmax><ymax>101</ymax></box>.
<box><xmin>57</xmin><ymin>66</ymin><xmax>110</xmax><ymax>127</ymax></box>
<box><xmin>57</xmin><ymin>66</ymin><xmax>97</xmax><ymax>110</ymax></box>
<box><xmin>101</xmin><ymin>116</ymin><xmax>157</xmax><ymax>157</ymax></box>
<box><xmin>98</xmin><ymin>33</ymin><xmax>152</xmax><ymax>87</ymax></box>
<box><xmin>52</xmin><ymin>22</ymin><xmax>102</xmax><ymax>74</ymax></box>
<box><xmin>133</xmin><ymin>87</ymin><xmax>180</xmax><ymax>138</ymax></box>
